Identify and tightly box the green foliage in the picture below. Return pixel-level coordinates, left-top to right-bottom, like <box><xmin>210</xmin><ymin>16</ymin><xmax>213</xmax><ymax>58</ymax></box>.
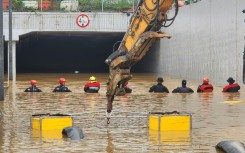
<box><xmin>13</xmin><ymin>0</ymin><xmax>25</xmax><ymax>11</ymax></box>
<box><xmin>79</xmin><ymin>0</ymin><xmax>102</xmax><ymax>11</ymax></box>
<box><xmin>78</xmin><ymin>0</ymin><xmax>135</xmax><ymax>12</ymax></box>
<box><xmin>184</xmin><ymin>0</ymin><xmax>202</xmax><ymax>5</ymax></box>
<box><xmin>104</xmin><ymin>1</ymin><xmax>131</xmax><ymax>12</ymax></box>
<box><xmin>11</xmin><ymin>0</ymin><xmax>137</xmax><ymax>12</ymax></box>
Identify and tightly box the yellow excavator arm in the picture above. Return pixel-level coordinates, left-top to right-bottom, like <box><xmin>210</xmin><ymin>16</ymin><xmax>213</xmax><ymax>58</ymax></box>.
<box><xmin>105</xmin><ymin>0</ymin><xmax>180</xmax><ymax>114</ymax></box>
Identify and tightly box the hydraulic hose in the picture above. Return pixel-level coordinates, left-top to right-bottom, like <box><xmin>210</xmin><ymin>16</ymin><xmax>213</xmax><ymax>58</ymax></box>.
<box><xmin>162</xmin><ymin>0</ymin><xmax>179</xmax><ymax>27</ymax></box>
<box><xmin>142</xmin><ymin>0</ymin><xmax>160</xmax><ymax>25</ymax></box>
<box><xmin>143</xmin><ymin>0</ymin><xmax>158</xmax><ymax>11</ymax></box>
<box><xmin>166</xmin><ymin>0</ymin><xmax>179</xmax><ymax>21</ymax></box>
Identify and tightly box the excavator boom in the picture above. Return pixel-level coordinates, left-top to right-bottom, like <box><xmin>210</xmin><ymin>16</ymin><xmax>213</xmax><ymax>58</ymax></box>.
<box><xmin>105</xmin><ymin>0</ymin><xmax>180</xmax><ymax>115</ymax></box>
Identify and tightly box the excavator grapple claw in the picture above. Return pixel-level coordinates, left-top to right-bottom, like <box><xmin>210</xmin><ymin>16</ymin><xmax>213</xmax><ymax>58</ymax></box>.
<box><xmin>105</xmin><ymin>0</ymin><xmax>179</xmax><ymax>119</ymax></box>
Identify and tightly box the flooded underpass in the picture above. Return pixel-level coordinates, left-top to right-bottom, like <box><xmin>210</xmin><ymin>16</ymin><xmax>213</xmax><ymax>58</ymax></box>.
<box><xmin>1</xmin><ymin>73</ymin><xmax>245</xmax><ymax>152</ymax></box>
<box><xmin>14</xmin><ymin>32</ymin><xmax>159</xmax><ymax>73</ymax></box>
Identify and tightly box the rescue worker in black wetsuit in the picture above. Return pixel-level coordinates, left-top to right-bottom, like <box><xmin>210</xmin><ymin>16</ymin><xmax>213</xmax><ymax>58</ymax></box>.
<box><xmin>124</xmin><ymin>81</ymin><xmax>132</xmax><ymax>93</ymax></box>
<box><xmin>149</xmin><ymin>77</ymin><xmax>169</xmax><ymax>93</ymax></box>
<box><xmin>172</xmin><ymin>80</ymin><xmax>194</xmax><ymax>93</ymax></box>
<box><xmin>222</xmin><ymin>77</ymin><xmax>240</xmax><ymax>92</ymax></box>
<box><xmin>24</xmin><ymin>80</ymin><xmax>42</xmax><ymax>92</ymax></box>
<box><xmin>84</xmin><ymin>76</ymin><xmax>100</xmax><ymax>93</ymax></box>
<box><xmin>197</xmin><ymin>77</ymin><xmax>213</xmax><ymax>92</ymax></box>
<box><xmin>53</xmin><ymin>78</ymin><xmax>71</xmax><ymax>92</ymax></box>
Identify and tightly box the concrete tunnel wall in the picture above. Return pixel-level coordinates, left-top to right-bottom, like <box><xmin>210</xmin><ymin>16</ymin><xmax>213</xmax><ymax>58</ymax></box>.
<box><xmin>14</xmin><ymin>32</ymin><xmax>160</xmax><ymax>73</ymax></box>
<box><xmin>159</xmin><ymin>0</ymin><xmax>245</xmax><ymax>85</ymax></box>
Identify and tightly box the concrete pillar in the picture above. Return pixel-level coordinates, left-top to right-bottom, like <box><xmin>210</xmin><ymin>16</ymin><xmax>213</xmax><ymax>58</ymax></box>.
<box><xmin>0</xmin><ymin>40</ymin><xmax>3</xmax><ymax>100</ymax></box>
<box><xmin>8</xmin><ymin>41</ymin><xmax>16</xmax><ymax>81</ymax></box>
<box><xmin>0</xmin><ymin>41</ymin><xmax>3</xmax><ymax>100</ymax></box>
<box><xmin>0</xmin><ymin>1</ymin><xmax>4</xmax><ymax>101</ymax></box>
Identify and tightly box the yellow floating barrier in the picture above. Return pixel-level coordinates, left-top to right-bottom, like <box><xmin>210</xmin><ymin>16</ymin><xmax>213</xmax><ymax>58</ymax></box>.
<box><xmin>224</xmin><ymin>100</ymin><xmax>245</xmax><ymax>104</ymax></box>
<box><xmin>148</xmin><ymin>129</ymin><xmax>191</xmax><ymax>145</ymax></box>
<box><xmin>32</xmin><ymin>129</ymin><xmax>64</xmax><ymax>139</ymax></box>
<box><xmin>149</xmin><ymin>111</ymin><xmax>192</xmax><ymax>131</ymax></box>
<box><xmin>148</xmin><ymin>111</ymin><xmax>192</xmax><ymax>148</ymax></box>
<box><xmin>31</xmin><ymin>114</ymin><xmax>73</xmax><ymax>131</ymax></box>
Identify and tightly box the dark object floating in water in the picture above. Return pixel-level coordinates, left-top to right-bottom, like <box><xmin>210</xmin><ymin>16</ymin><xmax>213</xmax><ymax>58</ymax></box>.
<box><xmin>62</xmin><ymin>126</ymin><xmax>84</xmax><ymax>140</ymax></box>
<box><xmin>216</xmin><ymin>140</ymin><xmax>245</xmax><ymax>153</ymax></box>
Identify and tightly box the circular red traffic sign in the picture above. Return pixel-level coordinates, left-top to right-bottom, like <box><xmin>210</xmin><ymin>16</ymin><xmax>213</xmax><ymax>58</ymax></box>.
<box><xmin>76</xmin><ymin>14</ymin><xmax>90</xmax><ymax>28</ymax></box>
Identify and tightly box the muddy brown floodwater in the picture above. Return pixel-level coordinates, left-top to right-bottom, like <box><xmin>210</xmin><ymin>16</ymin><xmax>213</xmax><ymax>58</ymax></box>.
<box><xmin>0</xmin><ymin>73</ymin><xmax>245</xmax><ymax>153</ymax></box>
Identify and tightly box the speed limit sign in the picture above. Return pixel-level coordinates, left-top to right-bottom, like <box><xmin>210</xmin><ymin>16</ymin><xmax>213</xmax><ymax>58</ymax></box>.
<box><xmin>76</xmin><ymin>14</ymin><xmax>90</xmax><ymax>28</ymax></box>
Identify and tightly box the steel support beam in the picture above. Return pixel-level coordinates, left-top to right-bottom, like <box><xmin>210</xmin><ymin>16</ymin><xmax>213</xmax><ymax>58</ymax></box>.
<box><xmin>8</xmin><ymin>0</ymin><xmax>13</xmax><ymax>81</ymax></box>
<box><xmin>8</xmin><ymin>41</ymin><xmax>16</xmax><ymax>81</ymax></box>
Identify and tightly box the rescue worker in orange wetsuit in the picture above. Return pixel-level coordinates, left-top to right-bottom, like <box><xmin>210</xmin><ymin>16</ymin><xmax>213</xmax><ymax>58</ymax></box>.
<box><xmin>124</xmin><ymin>81</ymin><xmax>132</xmax><ymax>93</ymax></box>
<box><xmin>24</xmin><ymin>80</ymin><xmax>42</xmax><ymax>92</ymax></box>
<box><xmin>84</xmin><ymin>76</ymin><xmax>100</xmax><ymax>93</ymax></box>
<box><xmin>53</xmin><ymin>78</ymin><xmax>71</xmax><ymax>92</ymax></box>
<box><xmin>149</xmin><ymin>77</ymin><xmax>169</xmax><ymax>93</ymax></box>
<box><xmin>172</xmin><ymin>80</ymin><xmax>194</xmax><ymax>93</ymax></box>
<box><xmin>222</xmin><ymin>77</ymin><xmax>240</xmax><ymax>92</ymax></box>
<box><xmin>197</xmin><ymin>77</ymin><xmax>213</xmax><ymax>92</ymax></box>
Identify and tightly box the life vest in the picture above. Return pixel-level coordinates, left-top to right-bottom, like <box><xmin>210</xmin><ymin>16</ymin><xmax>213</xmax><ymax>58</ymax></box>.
<box><xmin>53</xmin><ymin>84</ymin><xmax>71</xmax><ymax>92</ymax></box>
<box><xmin>172</xmin><ymin>87</ymin><xmax>194</xmax><ymax>93</ymax></box>
<box><xmin>124</xmin><ymin>86</ymin><xmax>132</xmax><ymax>93</ymax></box>
<box><xmin>149</xmin><ymin>83</ymin><xmax>169</xmax><ymax>93</ymax></box>
<box><xmin>84</xmin><ymin>82</ymin><xmax>100</xmax><ymax>93</ymax></box>
<box><xmin>199</xmin><ymin>84</ymin><xmax>213</xmax><ymax>92</ymax></box>
<box><xmin>24</xmin><ymin>85</ymin><xmax>42</xmax><ymax>92</ymax></box>
<box><xmin>223</xmin><ymin>83</ymin><xmax>240</xmax><ymax>92</ymax></box>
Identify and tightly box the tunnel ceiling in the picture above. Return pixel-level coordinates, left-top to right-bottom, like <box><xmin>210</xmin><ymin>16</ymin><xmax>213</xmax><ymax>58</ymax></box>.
<box><xmin>16</xmin><ymin>32</ymin><xmax>159</xmax><ymax>73</ymax></box>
